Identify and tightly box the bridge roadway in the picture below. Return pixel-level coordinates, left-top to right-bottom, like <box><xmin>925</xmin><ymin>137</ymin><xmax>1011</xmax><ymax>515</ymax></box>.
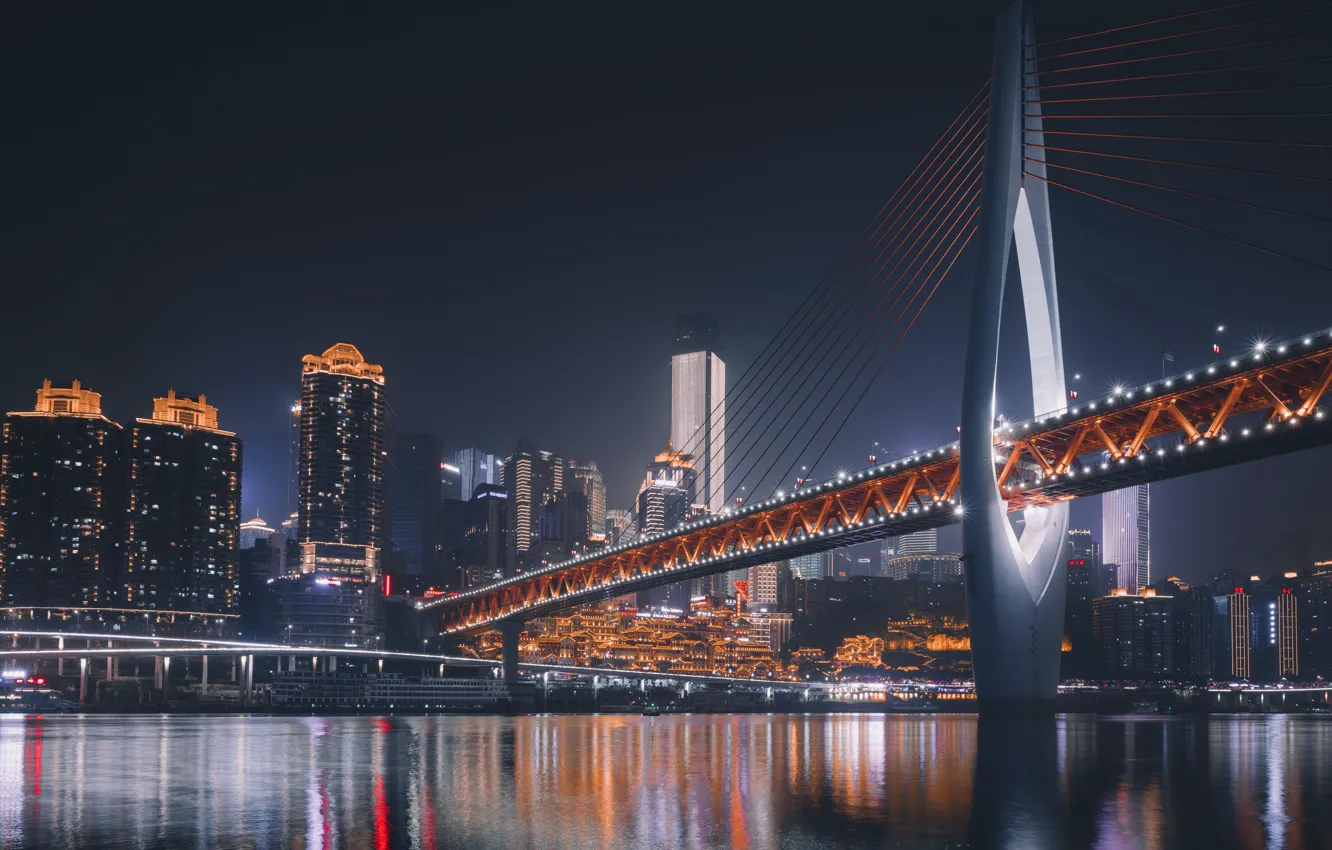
<box><xmin>425</xmin><ymin>326</ymin><xmax>1332</xmax><ymax>635</ymax></box>
<box><xmin>0</xmin><ymin>631</ymin><xmax>822</xmax><ymax>691</ymax></box>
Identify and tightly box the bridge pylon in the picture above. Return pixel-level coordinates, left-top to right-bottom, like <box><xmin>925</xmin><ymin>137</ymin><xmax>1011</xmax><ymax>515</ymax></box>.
<box><xmin>960</xmin><ymin>0</ymin><xmax>1068</xmax><ymax>710</ymax></box>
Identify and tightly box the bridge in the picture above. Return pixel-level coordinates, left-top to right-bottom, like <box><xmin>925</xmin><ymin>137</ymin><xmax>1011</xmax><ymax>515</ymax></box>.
<box><xmin>420</xmin><ymin>1</ymin><xmax>1331</xmax><ymax>708</ymax></box>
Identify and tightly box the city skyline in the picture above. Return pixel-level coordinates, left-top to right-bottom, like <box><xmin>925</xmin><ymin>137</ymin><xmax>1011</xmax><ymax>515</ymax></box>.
<box><xmin>3</xmin><ymin>3</ymin><xmax>1332</xmax><ymax>590</ymax></box>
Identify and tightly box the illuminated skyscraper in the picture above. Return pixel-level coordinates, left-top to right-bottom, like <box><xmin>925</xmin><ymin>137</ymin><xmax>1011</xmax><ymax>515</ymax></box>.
<box><xmin>636</xmin><ymin>444</ymin><xmax>698</xmax><ymax>536</ymax></box>
<box><xmin>1103</xmin><ymin>484</ymin><xmax>1150</xmax><ymax>593</ymax></box>
<box><xmin>286</xmin><ymin>399</ymin><xmax>301</xmax><ymax>517</ymax></box>
<box><xmin>455</xmin><ymin>447</ymin><xmax>499</xmax><ymax>500</ymax></box>
<box><xmin>895</xmin><ymin>528</ymin><xmax>938</xmax><ymax>556</ymax></box>
<box><xmin>671</xmin><ymin>313</ymin><xmax>725</xmax><ymax>513</ymax></box>
<box><xmin>1</xmin><ymin>380</ymin><xmax>123</xmax><ymax>608</ymax></box>
<box><xmin>240</xmin><ymin>515</ymin><xmax>277</xmax><ymax>550</ymax></box>
<box><xmin>567</xmin><ymin>460</ymin><xmax>606</xmax><ymax>543</ymax></box>
<box><xmin>501</xmin><ymin>439</ymin><xmax>562</xmax><ymax>571</ymax></box>
<box><xmin>296</xmin><ymin>343</ymin><xmax>390</xmax><ymax>580</ymax></box>
<box><xmin>124</xmin><ymin>390</ymin><xmax>242</xmax><ymax>615</ymax></box>
<box><xmin>788</xmin><ymin>552</ymin><xmax>829</xmax><ymax>581</ymax></box>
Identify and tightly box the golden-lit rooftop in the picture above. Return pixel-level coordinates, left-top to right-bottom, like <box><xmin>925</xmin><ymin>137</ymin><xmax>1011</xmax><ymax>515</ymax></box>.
<box><xmin>301</xmin><ymin>342</ymin><xmax>385</xmax><ymax>383</ymax></box>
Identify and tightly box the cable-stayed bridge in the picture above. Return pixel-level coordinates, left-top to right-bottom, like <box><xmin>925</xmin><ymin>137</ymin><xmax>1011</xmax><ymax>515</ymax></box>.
<box><xmin>423</xmin><ymin>0</ymin><xmax>1332</xmax><ymax>708</ymax></box>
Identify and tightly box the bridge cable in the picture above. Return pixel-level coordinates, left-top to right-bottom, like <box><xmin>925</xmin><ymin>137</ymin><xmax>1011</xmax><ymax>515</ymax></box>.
<box><xmin>708</xmin><ymin>138</ymin><xmax>986</xmax><ymax>507</ymax></box>
<box><xmin>643</xmin><ymin>92</ymin><xmax>990</xmax><ymax>533</ymax></box>
<box><xmin>1035</xmin><ymin>129</ymin><xmax>1332</xmax><ymax>149</ymax></box>
<box><xmin>1027</xmin><ymin>55</ymin><xmax>1332</xmax><ymax>91</ymax></box>
<box><xmin>1027</xmin><ymin>30</ymin><xmax>1332</xmax><ymax>78</ymax></box>
<box><xmin>621</xmin><ymin>84</ymin><xmax>990</xmax><ymax>536</ymax></box>
<box><xmin>1027</xmin><ymin>82</ymin><xmax>1332</xmax><ymax>106</ymax></box>
<box><xmin>1029</xmin><ymin>112</ymin><xmax>1332</xmax><ymax>120</ymax></box>
<box><xmin>767</xmin><ymin>209</ymin><xmax>980</xmax><ymax>496</ymax></box>
<box><xmin>715</xmin><ymin>157</ymin><xmax>985</xmax><ymax>506</ymax></box>
<box><xmin>1028</xmin><ymin>8</ymin><xmax>1329</xmax><ymax>64</ymax></box>
<box><xmin>1026</xmin><ymin>158</ymin><xmax>1332</xmax><ymax>226</ymax></box>
<box><xmin>1029</xmin><ymin>1</ymin><xmax>1261</xmax><ymax>50</ymax></box>
<box><xmin>1025</xmin><ymin>172</ymin><xmax>1332</xmax><ymax>274</ymax></box>
<box><xmin>1024</xmin><ymin>143</ymin><xmax>1332</xmax><ymax>184</ymax></box>
<box><xmin>698</xmin><ymin>133</ymin><xmax>986</xmax><ymax>513</ymax></box>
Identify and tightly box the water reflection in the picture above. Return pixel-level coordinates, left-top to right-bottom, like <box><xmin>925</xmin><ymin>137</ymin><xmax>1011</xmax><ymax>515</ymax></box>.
<box><xmin>0</xmin><ymin>712</ymin><xmax>1326</xmax><ymax>848</ymax></box>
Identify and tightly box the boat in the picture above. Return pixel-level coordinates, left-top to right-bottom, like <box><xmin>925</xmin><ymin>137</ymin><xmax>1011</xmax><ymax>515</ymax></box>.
<box><xmin>641</xmin><ymin>703</ymin><xmax>661</xmax><ymax>716</ymax></box>
<box><xmin>1130</xmin><ymin>700</ymin><xmax>1158</xmax><ymax>715</ymax></box>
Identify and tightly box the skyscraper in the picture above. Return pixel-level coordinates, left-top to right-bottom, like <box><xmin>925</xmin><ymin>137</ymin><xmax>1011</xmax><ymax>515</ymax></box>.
<box><xmin>286</xmin><ymin>399</ymin><xmax>301</xmax><ymax>518</ymax></box>
<box><xmin>567</xmin><ymin>460</ymin><xmax>606</xmax><ymax>543</ymax></box>
<box><xmin>1</xmin><ymin>380</ymin><xmax>123</xmax><ymax>608</ymax></box>
<box><xmin>124</xmin><ymin>390</ymin><xmax>242</xmax><ymax>615</ymax></box>
<box><xmin>239</xmin><ymin>516</ymin><xmax>277</xmax><ymax>550</ymax></box>
<box><xmin>746</xmin><ymin>562</ymin><xmax>782</xmax><ymax>606</ymax></box>
<box><xmin>636</xmin><ymin>444</ymin><xmax>698</xmax><ymax>536</ymax></box>
<box><xmin>895</xmin><ymin>528</ymin><xmax>938</xmax><ymax>556</ymax></box>
<box><xmin>671</xmin><ymin>312</ymin><xmax>725</xmax><ymax>513</ymax></box>
<box><xmin>788</xmin><ymin>552</ymin><xmax>829</xmax><ymax>581</ymax></box>
<box><xmin>501</xmin><ymin>439</ymin><xmax>563</xmax><ymax>571</ymax></box>
<box><xmin>1103</xmin><ymin>484</ymin><xmax>1151</xmax><ymax>593</ymax></box>
<box><xmin>297</xmin><ymin>343</ymin><xmax>391</xmax><ymax>580</ymax></box>
<box><xmin>455</xmin><ymin>447</ymin><xmax>499</xmax><ymax>500</ymax></box>
<box><xmin>390</xmin><ymin>433</ymin><xmax>441</xmax><ymax>576</ymax></box>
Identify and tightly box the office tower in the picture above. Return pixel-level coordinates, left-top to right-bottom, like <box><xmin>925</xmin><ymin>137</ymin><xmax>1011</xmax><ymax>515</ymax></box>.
<box><xmin>238</xmin><ymin>537</ymin><xmax>282</xmax><ymax>639</ymax></box>
<box><xmin>501</xmin><ymin>439</ymin><xmax>563</xmax><ymax>570</ymax></box>
<box><xmin>567</xmin><ymin>460</ymin><xmax>607</xmax><ymax>543</ymax></box>
<box><xmin>286</xmin><ymin>400</ymin><xmax>301</xmax><ymax>518</ymax></box>
<box><xmin>239</xmin><ymin>516</ymin><xmax>277</xmax><ymax>550</ymax></box>
<box><xmin>636</xmin><ymin>444</ymin><xmax>699</xmax><ymax>536</ymax></box>
<box><xmin>605</xmin><ymin>509</ymin><xmax>634</xmax><ymax>546</ymax></box>
<box><xmin>537</xmin><ymin>490</ymin><xmax>589</xmax><ymax>565</ymax></box>
<box><xmin>455</xmin><ymin>447</ymin><xmax>499</xmax><ymax>500</ymax></box>
<box><xmin>0</xmin><ymin>380</ymin><xmax>123</xmax><ymax>608</ymax></box>
<box><xmin>746</xmin><ymin>562</ymin><xmax>782</xmax><ymax>606</ymax></box>
<box><xmin>1173</xmin><ymin>584</ymin><xmax>1215</xmax><ymax>681</ymax></box>
<box><xmin>885</xmin><ymin>553</ymin><xmax>963</xmax><ymax>582</ymax></box>
<box><xmin>1063</xmin><ymin>529</ymin><xmax>1099</xmax><ymax>677</ymax></box>
<box><xmin>789</xmin><ymin>552</ymin><xmax>828</xmax><ymax>581</ymax></box>
<box><xmin>280</xmin><ymin>512</ymin><xmax>299</xmax><ymax>543</ymax></box>
<box><xmin>895</xmin><ymin>528</ymin><xmax>938</xmax><ymax>557</ymax></box>
<box><xmin>124</xmin><ymin>390</ymin><xmax>243</xmax><ymax>615</ymax></box>
<box><xmin>1091</xmin><ymin>589</ymin><xmax>1175</xmax><ymax>677</ymax></box>
<box><xmin>297</xmin><ymin>343</ymin><xmax>391</xmax><ymax>580</ymax></box>
<box><xmin>1212</xmin><ymin>585</ymin><xmax>1252</xmax><ymax>679</ymax></box>
<box><xmin>390</xmin><ymin>433</ymin><xmax>441</xmax><ymax>576</ymax></box>
<box><xmin>670</xmin><ymin>312</ymin><xmax>725</xmax><ymax>513</ymax></box>
<box><xmin>462</xmin><ymin>484</ymin><xmax>511</xmax><ymax>588</ymax></box>
<box><xmin>1103</xmin><ymin>484</ymin><xmax>1150</xmax><ymax>593</ymax></box>
<box><xmin>440</xmin><ymin>461</ymin><xmax>462</xmax><ymax>501</ymax></box>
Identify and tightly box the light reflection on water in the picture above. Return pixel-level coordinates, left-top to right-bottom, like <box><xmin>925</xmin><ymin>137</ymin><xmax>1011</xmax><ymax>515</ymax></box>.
<box><xmin>0</xmin><ymin>712</ymin><xmax>1326</xmax><ymax>849</ymax></box>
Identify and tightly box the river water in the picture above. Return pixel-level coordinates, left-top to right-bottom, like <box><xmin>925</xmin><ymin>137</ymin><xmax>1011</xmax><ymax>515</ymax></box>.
<box><xmin>0</xmin><ymin>712</ymin><xmax>1327</xmax><ymax>849</ymax></box>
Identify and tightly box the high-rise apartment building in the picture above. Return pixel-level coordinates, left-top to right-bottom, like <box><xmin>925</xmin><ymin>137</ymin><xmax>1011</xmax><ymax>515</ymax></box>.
<box><xmin>746</xmin><ymin>562</ymin><xmax>782</xmax><ymax>606</ymax></box>
<box><xmin>1213</xmin><ymin>585</ymin><xmax>1252</xmax><ymax>679</ymax></box>
<box><xmin>1063</xmin><ymin>528</ymin><xmax>1101</xmax><ymax>677</ymax></box>
<box><xmin>124</xmin><ymin>391</ymin><xmax>242</xmax><ymax>615</ymax></box>
<box><xmin>463</xmin><ymin>484</ymin><xmax>511</xmax><ymax>587</ymax></box>
<box><xmin>1103</xmin><ymin>484</ymin><xmax>1150</xmax><ymax>593</ymax></box>
<box><xmin>895</xmin><ymin>528</ymin><xmax>938</xmax><ymax>557</ymax></box>
<box><xmin>390</xmin><ymin>433</ymin><xmax>441</xmax><ymax>576</ymax></box>
<box><xmin>455</xmin><ymin>448</ymin><xmax>499</xmax><ymax>501</ymax></box>
<box><xmin>567</xmin><ymin>460</ymin><xmax>606</xmax><ymax>543</ymax></box>
<box><xmin>1092</xmin><ymin>589</ymin><xmax>1175</xmax><ymax>677</ymax></box>
<box><xmin>286</xmin><ymin>400</ymin><xmax>301</xmax><ymax>518</ymax></box>
<box><xmin>0</xmin><ymin>380</ymin><xmax>124</xmax><ymax>607</ymax></box>
<box><xmin>296</xmin><ymin>343</ymin><xmax>391</xmax><ymax>581</ymax></box>
<box><xmin>501</xmin><ymin>439</ymin><xmax>563</xmax><ymax>571</ymax></box>
<box><xmin>1254</xmin><ymin>576</ymin><xmax>1299</xmax><ymax>681</ymax></box>
<box><xmin>671</xmin><ymin>313</ymin><xmax>725</xmax><ymax>513</ymax></box>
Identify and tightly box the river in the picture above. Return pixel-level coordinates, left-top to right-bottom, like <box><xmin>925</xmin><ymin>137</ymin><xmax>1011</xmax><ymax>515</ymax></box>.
<box><xmin>0</xmin><ymin>712</ymin><xmax>1327</xmax><ymax>848</ymax></box>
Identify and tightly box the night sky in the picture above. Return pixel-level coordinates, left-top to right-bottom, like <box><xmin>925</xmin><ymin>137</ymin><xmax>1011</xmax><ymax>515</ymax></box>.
<box><xmin>3</xmin><ymin>2</ymin><xmax>1330</xmax><ymax>585</ymax></box>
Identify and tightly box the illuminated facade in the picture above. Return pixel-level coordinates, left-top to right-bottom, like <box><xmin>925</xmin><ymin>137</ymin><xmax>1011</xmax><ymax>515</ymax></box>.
<box><xmin>454</xmin><ymin>447</ymin><xmax>499</xmax><ymax>500</ymax></box>
<box><xmin>1103</xmin><ymin>484</ymin><xmax>1151</xmax><ymax>594</ymax></box>
<box><xmin>0</xmin><ymin>380</ymin><xmax>123</xmax><ymax>608</ymax></box>
<box><xmin>636</xmin><ymin>443</ymin><xmax>699</xmax><ymax>536</ymax></box>
<box><xmin>895</xmin><ymin>528</ymin><xmax>938</xmax><ymax>557</ymax></box>
<box><xmin>670</xmin><ymin>313</ymin><xmax>725</xmax><ymax>513</ymax></box>
<box><xmin>297</xmin><ymin>343</ymin><xmax>390</xmax><ymax>581</ymax></box>
<box><xmin>239</xmin><ymin>515</ymin><xmax>277</xmax><ymax>550</ymax></box>
<box><xmin>788</xmin><ymin>552</ymin><xmax>828</xmax><ymax>581</ymax></box>
<box><xmin>286</xmin><ymin>400</ymin><xmax>301</xmax><ymax>517</ymax></box>
<box><xmin>1091</xmin><ymin>590</ymin><xmax>1174</xmax><ymax>677</ymax></box>
<box><xmin>1213</xmin><ymin>587</ymin><xmax>1252</xmax><ymax>679</ymax></box>
<box><xmin>746</xmin><ymin>562</ymin><xmax>782</xmax><ymax>606</ymax></box>
<box><xmin>125</xmin><ymin>390</ymin><xmax>242</xmax><ymax>615</ymax></box>
<box><xmin>501</xmin><ymin>440</ymin><xmax>563</xmax><ymax>571</ymax></box>
<box><xmin>567</xmin><ymin>460</ymin><xmax>606</xmax><ymax>542</ymax></box>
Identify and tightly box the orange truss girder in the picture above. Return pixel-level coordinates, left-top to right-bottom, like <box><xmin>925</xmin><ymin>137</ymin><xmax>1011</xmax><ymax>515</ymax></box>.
<box><xmin>431</xmin><ymin>334</ymin><xmax>1332</xmax><ymax>634</ymax></box>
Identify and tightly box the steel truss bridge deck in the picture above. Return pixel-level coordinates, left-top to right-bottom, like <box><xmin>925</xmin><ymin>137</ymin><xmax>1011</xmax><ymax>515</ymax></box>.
<box><xmin>425</xmin><ymin>327</ymin><xmax>1332</xmax><ymax>635</ymax></box>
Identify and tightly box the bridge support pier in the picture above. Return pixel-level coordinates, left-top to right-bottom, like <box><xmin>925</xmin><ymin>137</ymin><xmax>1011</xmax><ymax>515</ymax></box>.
<box><xmin>246</xmin><ymin>655</ymin><xmax>254</xmax><ymax>700</ymax></box>
<box><xmin>201</xmin><ymin>655</ymin><xmax>209</xmax><ymax>691</ymax></box>
<box><xmin>79</xmin><ymin>658</ymin><xmax>88</xmax><ymax>703</ymax></box>
<box><xmin>499</xmin><ymin>622</ymin><xmax>523</xmax><ymax>684</ymax></box>
<box><xmin>154</xmin><ymin>656</ymin><xmax>164</xmax><ymax>691</ymax></box>
<box><xmin>58</xmin><ymin>637</ymin><xmax>65</xmax><ymax>677</ymax></box>
<box><xmin>960</xmin><ymin>0</ymin><xmax>1068</xmax><ymax>712</ymax></box>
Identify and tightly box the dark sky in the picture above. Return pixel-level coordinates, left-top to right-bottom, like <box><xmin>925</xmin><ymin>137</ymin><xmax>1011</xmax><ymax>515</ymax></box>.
<box><xmin>3</xmin><ymin>2</ymin><xmax>1330</xmax><ymax>586</ymax></box>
